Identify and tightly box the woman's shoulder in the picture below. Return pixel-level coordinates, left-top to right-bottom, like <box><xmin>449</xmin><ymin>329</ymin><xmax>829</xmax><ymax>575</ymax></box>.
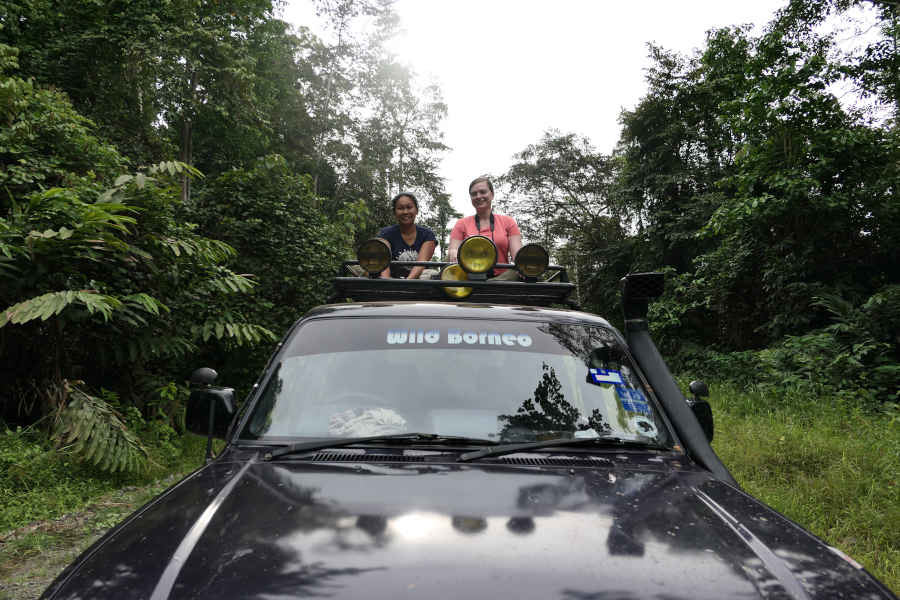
<box><xmin>493</xmin><ymin>213</ymin><xmax>519</xmax><ymax>226</ymax></box>
<box><xmin>450</xmin><ymin>215</ymin><xmax>475</xmax><ymax>236</ymax></box>
<box><xmin>452</xmin><ymin>215</ymin><xmax>477</xmax><ymax>227</ymax></box>
<box><xmin>377</xmin><ymin>224</ymin><xmax>400</xmax><ymax>237</ymax></box>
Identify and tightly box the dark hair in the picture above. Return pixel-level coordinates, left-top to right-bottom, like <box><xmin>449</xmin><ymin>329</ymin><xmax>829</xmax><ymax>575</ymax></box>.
<box><xmin>468</xmin><ymin>176</ymin><xmax>494</xmax><ymax>194</ymax></box>
<box><xmin>391</xmin><ymin>192</ymin><xmax>418</xmax><ymax>210</ymax></box>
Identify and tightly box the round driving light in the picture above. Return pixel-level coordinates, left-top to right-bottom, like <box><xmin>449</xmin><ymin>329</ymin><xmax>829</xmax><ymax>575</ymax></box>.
<box><xmin>357</xmin><ymin>238</ymin><xmax>391</xmax><ymax>274</ymax></box>
<box><xmin>440</xmin><ymin>264</ymin><xmax>472</xmax><ymax>299</ymax></box>
<box><xmin>515</xmin><ymin>244</ymin><xmax>549</xmax><ymax>278</ymax></box>
<box><xmin>458</xmin><ymin>235</ymin><xmax>497</xmax><ymax>274</ymax></box>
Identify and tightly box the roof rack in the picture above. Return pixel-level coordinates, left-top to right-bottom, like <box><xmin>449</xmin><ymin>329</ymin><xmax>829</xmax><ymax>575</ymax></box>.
<box><xmin>330</xmin><ymin>260</ymin><xmax>577</xmax><ymax>307</ymax></box>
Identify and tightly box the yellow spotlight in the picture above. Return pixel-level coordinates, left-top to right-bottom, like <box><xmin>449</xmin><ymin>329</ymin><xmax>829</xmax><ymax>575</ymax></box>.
<box><xmin>515</xmin><ymin>244</ymin><xmax>549</xmax><ymax>278</ymax></box>
<box><xmin>440</xmin><ymin>264</ymin><xmax>472</xmax><ymax>299</ymax></box>
<box><xmin>458</xmin><ymin>235</ymin><xmax>497</xmax><ymax>274</ymax></box>
<box><xmin>357</xmin><ymin>238</ymin><xmax>391</xmax><ymax>274</ymax></box>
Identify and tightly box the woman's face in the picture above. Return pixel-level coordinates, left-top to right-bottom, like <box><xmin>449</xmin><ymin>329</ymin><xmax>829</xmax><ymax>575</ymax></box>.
<box><xmin>394</xmin><ymin>195</ymin><xmax>418</xmax><ymax>225</ymax></box>
<box><xmin>469</xmin><ymin>182</ymin><xmax>493</xmax><ymax>212</ymax></box>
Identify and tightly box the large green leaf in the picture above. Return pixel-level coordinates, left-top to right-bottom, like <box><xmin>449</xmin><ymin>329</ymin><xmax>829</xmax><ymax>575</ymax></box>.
<box><xmin>0</xmin><ymin>290</ymin><xmax>123</xmax><ymax>327</ymax></box>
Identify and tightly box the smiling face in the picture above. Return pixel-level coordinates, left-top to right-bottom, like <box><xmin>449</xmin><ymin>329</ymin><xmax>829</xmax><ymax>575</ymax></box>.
<box><xmin>469</xmin><ymin>181</ymin><xmax>493</xmax><ymax>215</ymax></box>
<box><xmin>393</xmin><ymin>195</ymin><xmax>418</xmax><ymax>225</ymax></box>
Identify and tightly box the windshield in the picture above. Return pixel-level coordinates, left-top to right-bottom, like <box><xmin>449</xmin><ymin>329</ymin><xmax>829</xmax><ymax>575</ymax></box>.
<box><xmin>240</xmin><ymin>318</ymin><xmax>672</xmax><ymax>447</ymax></box>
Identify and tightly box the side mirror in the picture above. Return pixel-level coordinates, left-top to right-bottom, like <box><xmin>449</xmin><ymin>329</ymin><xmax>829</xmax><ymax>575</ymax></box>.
<box><xmin>686</xmin><ymin>380</ymin><xmax>713</xmax><ymax>442</ymax></box>
<box><xmin>186</xmin><ymin>387</ymin><xmax>235</xmax><ymax>438</ymax></box>
<box><xmin>191</xmin><ymin>367</ymin><xmax>219</xmax><ymax>386</ymax></box>
<box><xmin>186</xmin><ymin>367</ymin><xmax>236</xmax><ymax>462</ymax></box>
<box><xmin>689</xmin><ymin>380</ymin><xmax>709</xmax><ymax>398</ymax></box>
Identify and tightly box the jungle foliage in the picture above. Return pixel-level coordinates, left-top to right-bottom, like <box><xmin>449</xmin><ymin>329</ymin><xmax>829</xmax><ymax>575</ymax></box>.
<box><xmin>501</xmin><ymin>0</ymin><xmax>899</xmax><ymax>406</ymax></box>
<box><xmin>0</xmin><ymin>0</ymin><xmax>449</xmax><ymax>472</ymax></box>
<box><xmin>0</xmin><ymin>0</ymin><xmax>897</xmax><ymax>480</ymax></box>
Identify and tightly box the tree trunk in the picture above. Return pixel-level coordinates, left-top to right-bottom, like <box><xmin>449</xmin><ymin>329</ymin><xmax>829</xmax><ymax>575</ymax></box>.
<box><xmin>180</xmin><ymin>70</ymin><xmax>197</xmax><ymax>204</ymax></box>
<box><xmin>180</xmin><ymin>117</ymin><xmax>192</xmax><ymax>203</ymax></box>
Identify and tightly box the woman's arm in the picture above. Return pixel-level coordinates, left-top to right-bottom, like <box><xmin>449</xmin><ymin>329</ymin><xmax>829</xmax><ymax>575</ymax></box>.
<box><xmin>508</xmin><ymin>234</ymin><xmax>523</xmax><ymax>261</ymax></box>
<box><xmin>447</xmin><ymin>238</ymin><xmax>462</xmax><ymax>263</ymax></box>
<box><xmin>407</xmin><ymin>240</ymin><xmax>436</xmax><ymax>279</ymax></box>
<box><xmin>377</xmin><ymin>237</ymin><xmax>392</xmax><ymax>278</ymax></box>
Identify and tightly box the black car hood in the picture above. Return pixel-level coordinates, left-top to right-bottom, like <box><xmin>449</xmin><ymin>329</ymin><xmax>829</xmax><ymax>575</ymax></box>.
<box><xmin>44</xmin><ymin>450</ymin><xmax>892</xmax><ymax>600</ymax></box>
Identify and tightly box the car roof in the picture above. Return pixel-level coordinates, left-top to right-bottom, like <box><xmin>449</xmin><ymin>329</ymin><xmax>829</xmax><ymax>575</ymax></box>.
<box><xmin>304</xmin><ymin>301</ymin><xmax>614</xmax><ymax>327</ymax></box>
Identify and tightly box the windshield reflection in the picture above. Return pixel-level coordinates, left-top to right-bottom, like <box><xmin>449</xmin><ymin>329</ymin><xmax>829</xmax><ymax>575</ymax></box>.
<box><xmin>241</xmin><ymin>319</ymin><xmax>669</xmax><ymax>447</ymax></box>
<box><xmin>499</xmin><ymin>362</ymin><xmax>611</xmax><ymax>441</ymax></box>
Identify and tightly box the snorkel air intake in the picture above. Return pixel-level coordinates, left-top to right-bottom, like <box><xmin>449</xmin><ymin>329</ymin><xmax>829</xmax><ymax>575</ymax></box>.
<box><xmin>620</xmin><ymin>273</ymin><xmax>737</xmax><ymax>486</ymax></box>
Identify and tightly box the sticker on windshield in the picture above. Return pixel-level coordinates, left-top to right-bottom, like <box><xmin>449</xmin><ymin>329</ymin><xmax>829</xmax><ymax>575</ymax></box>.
<box><xmin>615</xmin><ymin>385</ymin><xmax>651</xmax><ymax>416</ymax></box>
<box><xmin>386</xmin><ymin>329</ymin><xmax>533</xmax><ymax>347</ymax></box>
<box><xmin>588</xmin><ymin>368</ymin><xmax>623</xmax><ymax>385</ymax></box>
<box><xmin>629</xmin><ymin>415</ymin><xmax>658</xmax><ymax>437</ymax></box>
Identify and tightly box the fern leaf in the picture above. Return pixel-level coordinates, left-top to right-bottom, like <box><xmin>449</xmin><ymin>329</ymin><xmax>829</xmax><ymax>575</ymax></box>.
<box><xmin>82</xmin><ymin>414</ymin><xmax>100</xmax><ymax>463</ymax></box>
<box><xmin>0</xmin><ymin>291</ymin><xmax>122</xmax><ymax>327</ymax></box>
<box><xmin>123</xmin><ymin>293</ymin><xmax>168</xmax><ymax>316</ymax></box>
<box><xmin>78</xmin><ymin>409</ymin><xmax>96</xmax><ymax>446</ymax></box>
<box><xmin>95</xmin><ymin>429</ymin><xmax>111</xmax><ymax>470</ymax></box>
<box><xmin>52</xmin><ymin>386</ymin><xmax>148</xmax><ymax>474</ymax></box>
<box><xmin>103</xmin><ymin>435</ymin><xmax>122</xmax><ymax>473</ymax></box>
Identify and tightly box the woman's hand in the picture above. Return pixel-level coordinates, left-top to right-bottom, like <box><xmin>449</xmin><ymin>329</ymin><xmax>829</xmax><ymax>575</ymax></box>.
<box><xmin>447</xmin><ymin>238</ymin><xmax>461</xmax><ymax>263</ymax></box>
<box><xmin>408</xmin><ymin>240</ymin><xmax>437</xmax><ymax>279</ymax></box>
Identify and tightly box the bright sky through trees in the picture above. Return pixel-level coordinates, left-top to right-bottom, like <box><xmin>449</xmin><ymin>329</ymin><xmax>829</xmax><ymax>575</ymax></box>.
<box><xmin>283</xmin><ymin>0</ymin><xmax>785</xmax><ymax>213</ymax></box>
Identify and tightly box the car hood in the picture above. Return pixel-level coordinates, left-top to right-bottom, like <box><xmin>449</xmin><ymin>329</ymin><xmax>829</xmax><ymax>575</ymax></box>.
<box><xmin>44</xmin><ymin>451</ymin><xmax>892</xmax><ymax>600</ymax></box>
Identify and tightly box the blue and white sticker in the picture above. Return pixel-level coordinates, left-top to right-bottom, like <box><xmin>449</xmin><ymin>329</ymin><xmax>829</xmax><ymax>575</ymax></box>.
<box><xmin>615</xmin><ymin>385</ymin><xmax>651</xmax><ymax>416</ymax></box>
<box><xmin>589</xmin><ymin>368</ymin><xmax>623</xmax><ymax>385</ymax></box>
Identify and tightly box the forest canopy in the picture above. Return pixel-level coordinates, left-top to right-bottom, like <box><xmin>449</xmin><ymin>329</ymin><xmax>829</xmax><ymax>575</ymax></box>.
<box><xmin>0</xmin><ymin>0</ymin><xmax>897</xmax><ymax>474</ymax></box>
<box><xmin>0</xmin><ymin>0</ymin><xmax>450</xmax><ymax>469</ymax></box>
<box><xmin>500</xmin><ymin>0</ymin><xmax>899</xmax><ymax>403</ymax></box>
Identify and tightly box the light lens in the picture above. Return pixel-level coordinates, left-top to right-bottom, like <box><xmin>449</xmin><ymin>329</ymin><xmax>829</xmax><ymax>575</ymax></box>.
<box><xmin>515</xmin><ymin>244</ymin><xmax>549</xmax><ymax>278</ymax></box>
<box><xmin>458</xmin><ymin>235</ymin><xmax>497</xmax><ymax>274</ymax></box>
<box><xmin>357</xmin><ymin>238</ymin><xmax>391</xmax><ymax>274</ymax></box>
<box><xmin>440</xmin><ymin>264</ymin><xmax>472</xmax><ymax>298</ymax></box>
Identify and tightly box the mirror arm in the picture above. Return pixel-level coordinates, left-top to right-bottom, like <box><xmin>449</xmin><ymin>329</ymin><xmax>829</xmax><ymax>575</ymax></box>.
<box><xmin>205</xmin><ymin>396</ymin><xmax>217</xmax><ymax>463</ymax></box>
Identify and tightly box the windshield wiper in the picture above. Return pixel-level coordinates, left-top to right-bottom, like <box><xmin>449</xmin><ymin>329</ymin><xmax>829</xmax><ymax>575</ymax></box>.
<box><xmin>456</xmin><ymin>435</ymin><xmax>658</xmax><ymax>463</ymax></box>
<box><xmin>263</xmin><ymin>432</ymin><xmax>498</xmax><ymax>461</ymax></box>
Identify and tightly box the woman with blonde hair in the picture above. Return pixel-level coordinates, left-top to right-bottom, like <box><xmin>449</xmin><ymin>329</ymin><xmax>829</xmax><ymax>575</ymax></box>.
<box><xmin>447</xmin><ymin>176</ymin><xmax>522</xmax><ymax>278</ymax></box>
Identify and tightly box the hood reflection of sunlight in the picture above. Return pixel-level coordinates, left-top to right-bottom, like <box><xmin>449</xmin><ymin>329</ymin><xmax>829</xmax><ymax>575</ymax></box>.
<box><xmin>390</xmin><ymin>512</ymin><xmax>443</xmax><ymax>541</ymax></box>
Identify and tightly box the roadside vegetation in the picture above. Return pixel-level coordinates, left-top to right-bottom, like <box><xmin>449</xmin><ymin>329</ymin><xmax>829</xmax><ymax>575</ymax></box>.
<box><xmin>0</xmin><ymin>425</ymin><xmax>212</xmax><ymax>533</ymax></box>
<box><xmin>706</xmin><ymin>382</ymin><xmax>899</xmax><ymax>594</ymax></box>
<box><xmin>0</xmin><ymin>432</ymin><xmax>211</xmax><ymax>599</ymax></box>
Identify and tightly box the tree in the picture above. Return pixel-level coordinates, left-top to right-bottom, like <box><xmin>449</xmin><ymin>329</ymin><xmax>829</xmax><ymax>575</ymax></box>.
<box><xmin>421</xmin><ymin>192</ymin><xmax>461</xmax><ymax>260</ymax></box>
<box><xmin>502</xmin><ymin>131</ymin><xmax>615</xmax><ymax>255</ymax></box>
<box><xmin>500</xmin><ymin>131</ymin><xmax>628</xmax><ymax>314</ymax></box>
<box><xmin>1</xmin><ymin>45</ymin><xmax>270</xmax><ymax>437</ymax></box>
<box><xmin>1</xmin><ymin>0</ymin><xmax>280</xmax><ymax>201</ymax></box>
<box><xmin>190</xmin><ymin>154</ymin><xmax>360</xmax><ymax>384</ymax></box>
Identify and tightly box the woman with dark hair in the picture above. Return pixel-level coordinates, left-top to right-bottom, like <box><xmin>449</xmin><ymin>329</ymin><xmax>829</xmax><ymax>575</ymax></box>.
<box><xmin>447</xmin><ymin>176</ymin><xmax>522</xmax><ymax>278</ymax></box>
<box><xmin>377</xmin><ymin>192</ymin><xmax>437</xmax><ymax>279</ymax></box>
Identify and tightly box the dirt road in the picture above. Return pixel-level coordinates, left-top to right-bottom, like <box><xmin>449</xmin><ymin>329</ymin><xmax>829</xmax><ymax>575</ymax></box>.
<box><xmin>0</xmin><ymin>474</ymin><xmax>182</xmax><ymax>600</ymax></box>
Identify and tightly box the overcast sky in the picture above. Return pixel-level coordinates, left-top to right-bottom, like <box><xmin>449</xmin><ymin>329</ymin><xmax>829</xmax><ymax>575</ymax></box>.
<box><xmin>282</xmin><ymin>0</ymin><xmax>788</xmax><ymax>216</ymax></box>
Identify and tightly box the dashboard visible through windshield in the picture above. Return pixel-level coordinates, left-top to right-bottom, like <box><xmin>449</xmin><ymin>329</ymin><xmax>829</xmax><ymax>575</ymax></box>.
<box><xmin>240</xmin><ymin>318</ymin><xmax>672</xmax><ymax>447</ymax></box>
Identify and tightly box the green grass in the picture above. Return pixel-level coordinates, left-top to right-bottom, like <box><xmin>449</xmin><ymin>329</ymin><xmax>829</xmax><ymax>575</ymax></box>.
<box><xmin>0</xmin><ymin>429</ymin><xmax>211</xmax><ymax>534</ymax></box>
<box><xmin>0</xmin><ymin>470</ymin><xmax>198</xmax><ymax>600</ymax></box>
<box><xmin>707</xmin><ymin>382</ymin><xmax>899</xmax><ymax>595</ymax></box>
